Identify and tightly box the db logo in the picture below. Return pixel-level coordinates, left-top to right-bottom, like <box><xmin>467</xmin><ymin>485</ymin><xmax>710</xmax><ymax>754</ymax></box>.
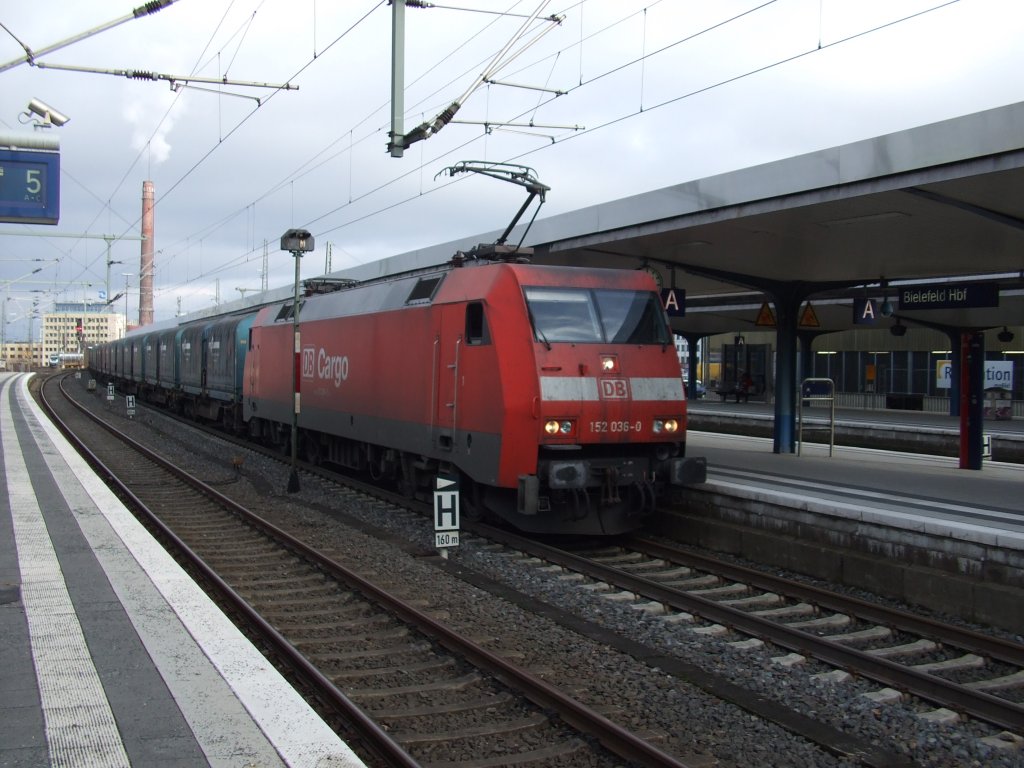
<box><xmin>599</xmin><ymin>378</ymin><xmax>629</xmax><ymax>400</ymax></box>
<box><xmin>301</xmin><ymin>346</ymin><xmax>316</xmax><ymax>378</ymax></box>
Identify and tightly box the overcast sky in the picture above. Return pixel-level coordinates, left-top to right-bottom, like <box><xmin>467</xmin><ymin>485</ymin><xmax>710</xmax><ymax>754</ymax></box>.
<box><xmin>2</xmin><ymin>0</ymin><xmax>1022</xmax><ymax>338</ymax></box>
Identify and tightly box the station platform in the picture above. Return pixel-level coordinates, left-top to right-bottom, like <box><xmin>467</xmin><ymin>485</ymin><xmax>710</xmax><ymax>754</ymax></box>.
<box><xmin>689</xmin><ymin>396</ymin><xmax>1024</xmax><ymax>433</ymax></box>
<box><xmin>0</xmin><ymin>373</ymin><xmax>366</xmax><ymax>768</ymax></box>
<box><xmin>688</xmin><ymin>397</ymin><xmax>1024</xmax><ymax>462</ymax></box>
<box><xmin>689</xmin><ymin>427</ymin><xmax>1024</xmax><ymax>525</ymax></box>
<box><xmin>674</xmin><ymin>423</ymin><xmax>1024</xmax><ymax>633</ymax></box>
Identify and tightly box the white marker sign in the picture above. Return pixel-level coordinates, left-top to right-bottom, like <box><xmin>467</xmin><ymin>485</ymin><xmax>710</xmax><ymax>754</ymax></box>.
<box><xmin>434</xmin><ymin>475</ymin><xmax>460</xmax><ymax>550</ymax></box>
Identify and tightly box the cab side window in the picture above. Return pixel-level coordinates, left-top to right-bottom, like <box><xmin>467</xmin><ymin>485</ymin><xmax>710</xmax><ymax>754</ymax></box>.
<box><xmin>465</xmin><ymin>302</ymin><xmax>490</xmax><ymax>345</ymax></box>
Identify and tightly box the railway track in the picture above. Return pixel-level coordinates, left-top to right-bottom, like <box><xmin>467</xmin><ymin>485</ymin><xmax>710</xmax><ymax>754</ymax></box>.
<box><xmin>40</xmin><ymin>373</ymin><xmax>694</xmax><ymax>768</ymax></box>
<box><xmin>474</xmin><ymin>524</ymin><xmax>1024</xmax><ymax>734</ymax></box>
<box><xmin>46</xmin><ymin>372</ymin><xmax>1024</xmax><ymax>765</ymax></box>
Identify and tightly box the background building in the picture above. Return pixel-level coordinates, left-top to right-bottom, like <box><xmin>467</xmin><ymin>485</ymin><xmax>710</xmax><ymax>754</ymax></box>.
<box><xmin>0</xmin><ymin>340</ymin><xmax>42</xmax><ymax>371</ymax></box>
<box><xmin>41</xmin><ymin>302</ymin><xmax>126</xmax><ymax>363</ymax></box>
<box><xmin>1</xmin><ymin>302</ymin><xmax>125</xmax><ymax>370</ymax></box>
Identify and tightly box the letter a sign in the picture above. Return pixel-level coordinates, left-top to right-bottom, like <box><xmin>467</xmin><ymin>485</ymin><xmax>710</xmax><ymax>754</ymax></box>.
<box><xmin>661</xmin><ymin>288</ymin><xmax>685</xmax><ymax>317</ymax></box>
<box><xmin>853</xmin><ymin>298</ymin><xmax>878</xmax><ymax>325</ymax></box>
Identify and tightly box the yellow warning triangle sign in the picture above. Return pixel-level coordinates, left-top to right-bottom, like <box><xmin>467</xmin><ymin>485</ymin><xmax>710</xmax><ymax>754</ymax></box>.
<box><xmin>755</xmin><ymin>301</ymin><xmax>776</xmax><ymax>327</ymax></box>
<box><xmin>799</xmin><ymin>302</ymin><xmax>820</xmax><ymax>328</ymax></box>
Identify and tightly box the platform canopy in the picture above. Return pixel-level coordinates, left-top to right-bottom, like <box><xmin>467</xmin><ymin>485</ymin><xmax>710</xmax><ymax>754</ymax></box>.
<box><xmin>348</xmin><ymin>101</ymin><xmax>1024</xmax><ymax>339</ymax></box>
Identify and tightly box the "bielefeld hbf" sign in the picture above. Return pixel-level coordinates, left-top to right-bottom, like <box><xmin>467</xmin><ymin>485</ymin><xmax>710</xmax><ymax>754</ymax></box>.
<box><xmin>901</xmin><ymin>282</ymin><xmax>999</xmax><ymax>311</ymax></box>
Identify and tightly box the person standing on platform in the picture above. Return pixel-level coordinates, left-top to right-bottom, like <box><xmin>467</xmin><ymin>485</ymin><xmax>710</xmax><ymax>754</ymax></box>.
<box><xmin>736</xmin><ymin>370</ymin><xmax>753</xmax><ymax>403</ymax></box>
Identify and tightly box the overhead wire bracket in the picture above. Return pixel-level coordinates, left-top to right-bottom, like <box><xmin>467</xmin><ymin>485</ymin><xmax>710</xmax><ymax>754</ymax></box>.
<box><xmin>30</xmin><ymin>61</ymin><xmax>298</xmax><ymax>94</ymax></box>
<box><xmin>449</xmin><ymin>119</ymin><xmax>582</xmax><ymax>143</ymax></box>
<box><xmin>0</xmin><ymin>1</ymin><xmax>179</xmax><ymax>74</ymax></box>
<box><xmin>389</xmin><ymin>1</ymin><xmax>562</xmax><ymax>156</ymax></box>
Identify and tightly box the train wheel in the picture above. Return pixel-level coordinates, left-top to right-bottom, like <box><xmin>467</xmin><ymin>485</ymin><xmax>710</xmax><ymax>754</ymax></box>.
<box><xmin>268</xmin><ymin>422</ymin><xmax>289</xmax><ymax>454</ymax></box>
<box><xmin>303</xmin><ymin>433</ymin><xmax>324</xmax><ymax>466</ymax></box>
<box><xmin>460</xmin><ymin>476</ymin><xmax>485</xmax><ymax>523</ymax></box>
<box><xmin>397</xmin><ymin>454</ymin><xmax>417</xmax><ymax>498</ymax></box>
<box><xmin>569</xmin><ymin>488</ymin><xmax>590</xmax><ymax>521</ymax></box>
<box><xmin>367</xmin><ymin>446</ymin><xmax>386</xmax><ymax>481</ymax></box>
<box><xmin>627</xmin><ymin>480</ymin><xmax>656</xmax><ymax>515</ymax></box>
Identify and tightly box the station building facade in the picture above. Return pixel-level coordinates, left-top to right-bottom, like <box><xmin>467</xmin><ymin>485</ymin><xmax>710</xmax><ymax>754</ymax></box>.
<box><xmin>1</xmin><ymin>303</ymin><xmax>126</xmax><ymax>369</ymax></box>
<box><xmin>0</xmin><ymin>340</ymin><xmax>42</xmax><ymax>371</ymax></box>
<box><xmin>41</xmin><ymin>302</ymin><xmax>126</xmax><ymax>363</ymax></box>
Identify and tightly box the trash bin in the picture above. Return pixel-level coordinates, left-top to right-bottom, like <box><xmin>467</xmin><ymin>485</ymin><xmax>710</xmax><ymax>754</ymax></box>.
<box><xmin>885</xmin><ymin>393</ymin><xmax>923</xmax><ymax>410</ymax></box>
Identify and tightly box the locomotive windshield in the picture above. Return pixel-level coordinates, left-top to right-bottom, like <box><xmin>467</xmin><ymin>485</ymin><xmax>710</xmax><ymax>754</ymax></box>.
<box><xmin>523</xmin><ymin>287</ymin><xmax>670</xmax><ymax>345</ymax></box>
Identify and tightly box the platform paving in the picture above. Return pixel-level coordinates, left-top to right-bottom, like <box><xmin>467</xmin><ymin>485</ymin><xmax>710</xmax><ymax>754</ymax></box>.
<box><xmin>0</xmin><ymin>372</ymin><xmax>365</xmax><ymax>768</ymax></box>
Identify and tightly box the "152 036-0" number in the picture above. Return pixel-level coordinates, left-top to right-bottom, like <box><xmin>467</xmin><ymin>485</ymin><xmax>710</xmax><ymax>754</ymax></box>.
<box><xmin>589</xmin><ymin>420</ymin><xmax>642</xmax><ymax>433</ymax></box>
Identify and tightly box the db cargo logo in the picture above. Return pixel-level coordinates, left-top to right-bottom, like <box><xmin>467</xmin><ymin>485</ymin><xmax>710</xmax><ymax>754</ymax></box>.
<box><xmin>302</xmin><ymin>346</ymin><xmax>349</xmax><ymax>387</ymax></box>
<box><xmin>599</xmin><ymin>378</ymin><xmax>630</xmax><ymax>400</ymax></box>
<box><xmin>301</xmin><ymin>346</ymin><xmax>316</xmax><ymax>379</ymax></box>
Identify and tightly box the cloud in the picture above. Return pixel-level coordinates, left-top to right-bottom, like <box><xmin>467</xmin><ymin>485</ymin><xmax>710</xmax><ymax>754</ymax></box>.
<box><xmin>121</xmin><ymin>86</ymin><xmax>184</xmax><ymax>165</ymax></box>
<box><xmin>4</xmin><ymin>0</ymin><xmax>1024</xmax><ymax>338</ymax></box>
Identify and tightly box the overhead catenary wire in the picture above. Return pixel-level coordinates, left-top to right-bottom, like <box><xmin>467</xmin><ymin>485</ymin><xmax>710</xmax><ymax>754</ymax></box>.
<box><xmin>302</xmin><ymin>0</ymin><xmax>961</xmax><ymax>245</ymax></box>
<box><xmin>198</xmin><ymin>0</ymin><xmax>776</xmax><ymax>253</ymax></box>
<box><xmin>140</xmin><ymin>0</ymin><xmax>551</xmax><ymax>272</ymax></box>
<box><xmin>52</xmin><ymin>1</ymin><xmax>385</xmax><ymax>301</ymax></box>
<box><xmin>34</xmin><ymin>0</ymin><xmax>965</xmax><ymax>319</ymax></box>
<box><xmin>136</xmin><ymin>0</ymin><xmax>646</xmax><ymax>281</ymax></box>
<box><xmin>30</xmin><ymin>0</ymin><xmax>244</xmax><ymax>294</ymax></box>
<box><xmin>158</xmin><ymin>0</ymin><xmax>965</xmax><ymax>304</ymax></box>
<box><xmin>400</xmin><ymin>1</ymin><xmax>561</xmax><ymax>148</ymax></box>
<box><xmin>0</xmin><ymin>0</ymin><xmax>179</xmax><ymax>74</ymax></box>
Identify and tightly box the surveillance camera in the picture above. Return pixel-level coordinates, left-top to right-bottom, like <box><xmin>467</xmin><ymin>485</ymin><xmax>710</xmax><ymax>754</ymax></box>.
<box><xmin>27</xmin><ymin>98</ymin><xmax>70</xmax><ymax>127</ymax></box>
<box><xmin>880</xmin><ymin>300</ymin><xmax>894</xmax><ymax>317</ymax></box>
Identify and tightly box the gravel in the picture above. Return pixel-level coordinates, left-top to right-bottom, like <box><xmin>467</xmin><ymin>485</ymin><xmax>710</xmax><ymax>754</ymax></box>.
<box><xmin>71</xmin><ymin>379</ymin><xmax>1024</xmax><ymax>768</ymax></box>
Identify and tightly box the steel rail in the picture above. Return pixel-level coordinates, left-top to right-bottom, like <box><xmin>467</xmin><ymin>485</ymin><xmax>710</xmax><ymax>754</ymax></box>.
<box><xmin>46</xmin><ymin>375</ymin><xmax>694</xmax><ymax>768</ymax></box>
<box><xmin>43</xmin><ymin>375</ymin><xmax>417</xmax><ymax>768</ymax></box>
<box><xmin>631</xmin><ymin>535</ymin><xmax>1024</xmax><ymax>667</ymax></box>
<box><xmin>223</xmin><ymin>506</ymin><xmax>694</xmax><ymax>768</ymax></box>
<box><xmin>475</xmin><ymin>524</ymin><xmax>1024</xmax><ymax>733</ymax></box>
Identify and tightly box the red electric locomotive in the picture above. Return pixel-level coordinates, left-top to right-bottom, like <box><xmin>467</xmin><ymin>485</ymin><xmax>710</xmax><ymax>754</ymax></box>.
<box><xmin>244</xmin><ymin>249</ymin><xmax>706</xmax><ymax>535</ymax></box>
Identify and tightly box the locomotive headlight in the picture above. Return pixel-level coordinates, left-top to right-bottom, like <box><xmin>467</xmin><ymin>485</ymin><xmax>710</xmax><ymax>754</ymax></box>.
<box><xmin>544</xmin><ymin>419</ymin><xmax>574</xmax><ymax>435</ymax></box>
<box><xmin>653</xmin><ymin>418</ymin><xmax>679</xmax><ymax>434</ymax></box>
<box><xmin>599</xmin><ymin>354</ymin><xmax>619</xmax><ymax>373</ymax></box>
